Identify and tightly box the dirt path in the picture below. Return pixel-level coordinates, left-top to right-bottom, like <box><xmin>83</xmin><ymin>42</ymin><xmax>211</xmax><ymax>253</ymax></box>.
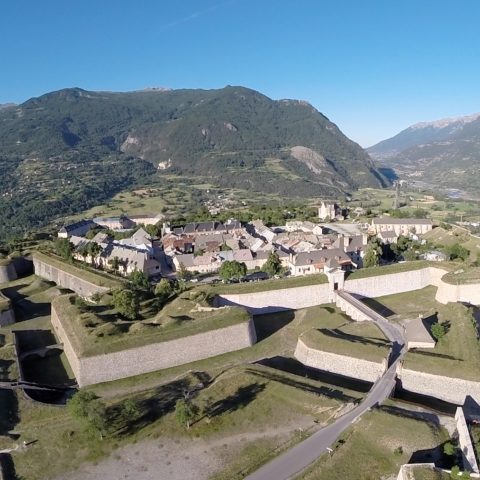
<box><xmin>53</xmin><ymin>419</ymin><xmax>315</xmax><ymax>480</ymax></box>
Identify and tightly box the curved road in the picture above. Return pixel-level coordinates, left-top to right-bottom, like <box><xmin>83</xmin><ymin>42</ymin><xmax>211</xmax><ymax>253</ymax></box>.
<box><xmin>245</xmin><ymin>291</ymin><xmax>406</xmax><ymax>480</ymax></box>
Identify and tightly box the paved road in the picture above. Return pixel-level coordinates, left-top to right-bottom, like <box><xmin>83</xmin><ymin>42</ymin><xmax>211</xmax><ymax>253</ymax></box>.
<box><xmin>246</xmin><ymin>290</ymin><xmax>406</xmax><ymax>480</ymax></box>
<box><xmin>336</xmin><ymin>290</ymin><xmax>405</xmax><ymax>362</ymax></box>
<box><xmin>245</xmin><ymin>362</ymin><xmax>399</xmax><ymax>480</ymax></box>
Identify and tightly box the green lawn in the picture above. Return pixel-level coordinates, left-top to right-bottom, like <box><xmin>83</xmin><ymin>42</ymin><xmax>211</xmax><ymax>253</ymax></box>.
<box><xmin>299</xmin><ymin>406</ymin><xmax>450</xmax><ymax>480</ymax></box>
<box><xmin>361</xmin><ymin>286</ymin><xmax>480</xmax><ymax>381</ymax></box>
<box><xmin>208</xmin><ymin>273</ymin><xmax>328</xmax><ymax>294</ymax></box>
<box><xmin>299</xmin><ymin>306</ymin><xmax>390</xmax><ymax>363</ymax></box>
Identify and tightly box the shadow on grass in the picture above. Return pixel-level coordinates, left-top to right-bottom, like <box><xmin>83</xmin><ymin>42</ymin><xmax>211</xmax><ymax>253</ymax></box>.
<box><xmin>0</xmin><ymin>388</ymin><xmax>19</xmax><ymax>438</ymax></box>
<box><xmin>246</xmin><ymin>366</ymin><xmax>363</xmax><ymax>402</ymax></box>
<box><xmin>205</xmin><ymin>383</ymin><xmax>266</xmax><ymax>418</ymax></box>
<box><xmin>407</xmin><ymin>349</ymin><xmax>462</xmax><ymax>361</ymax></box>
<box><xmin>255</xmin><ymin>356</ymin><xmax>371</xmax><ymax>393</ymax></box>
<box><xmin>359</xmin><ymin>297</ymin><xmax>396</xmax><ymax>318</ymax></box>
<box><xmin>253</xmin><ymin>311</ymin><xmax>295</xmax><ymax>342</ymax></box>
<box><xmin>317</xmin><ymin>328</ymin><xmax>390</xmax><ymax>348</ymax></box>
<box><xmin>110</xmin><ymin>378</ymin><xmax>190</xmax><ymax>437</ymax></box>
<box><xmin>0</xmin><ymin>453</ymin><xmax>23</xmax><ymax>480</ymax></box>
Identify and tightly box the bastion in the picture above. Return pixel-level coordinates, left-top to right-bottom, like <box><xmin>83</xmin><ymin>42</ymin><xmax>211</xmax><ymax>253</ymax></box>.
<box><xmin>50</xmin><ymin>296</ymin><xmax>257</xmax><ymax>387</ymax></box>
<box><xmin>33</xmin><ymin>252</ymin><xmax>119</xmax><ymax>298</ymax></box>
<box><xmin>0</xmin><ymin>259</ymin><xmax>18</xmax><ymax>284</ymax></box>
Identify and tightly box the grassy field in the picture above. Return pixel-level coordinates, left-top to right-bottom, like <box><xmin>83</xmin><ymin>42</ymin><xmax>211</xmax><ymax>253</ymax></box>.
<box><xmin>208</xmin><ymin>273</ymin><xmax>328</xmax><ymax>294</ymax></box>
<box><xmin>361</xmin><ymin>286</ymin><xmax>480</xmax><ymax>381</ymax></box>
<box><xmin>53</xmin><ymin>291</ymin><xmax>251</xmax><ymax>356</ymax></box>
<box><xmin>346</xmin><ymin>260</ymin><xmax>441</xmax><ymax>280</ymax></box>
<box><xmin>0</xmin><ymin>361</ymin><xmax>363</xmax><ymax>480</ymax></box>
<box><xmin>298</xmin><ymin>406</ymin><xmax>450</xmax><ymax>480</ymax></box>
<box><xmin>442</xmin><ymin>266</ymin><xmax>480</xmax><ymax>285</ymax></box>
<box><xmin>0</xmin><ymin>290</ymin><xmax>10</xmax><ymax>312</ymax></box>
<box><xmin>300</xmin><ymin>306</ymin><xmax>390</xmax><ymax>362</ymax></box>
<box><xmin>412</xmin><ymin>468</ymin><xmax>450</xmax><ymax>480</ymax></box>
<box><xmin>33</xmin><ymin>252</ymin><xmax>123</xmax><ymax>289</ymax></box>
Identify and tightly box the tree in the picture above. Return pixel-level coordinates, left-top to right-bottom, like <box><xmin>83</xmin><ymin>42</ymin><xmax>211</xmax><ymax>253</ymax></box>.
<box><xmin>176</xmin><ymin>262</ymin><xmax>189</xmax><ymax>280</ymax></box>
<box><xmin>55</xmin><ymin>238</ymin><xmax>74</xmax><ymax>261</ymax></box>
<box><xmin>155</xmin><ymin>279</ymin><xmax>173</xmax><ymax>303</ymax></box>
<box><xmin>431</xmin><ymin>322</ymin><xmax>447</xmax><ymax>340</ymax></box>
<box><xmin>87</xmin><ymin>242</ymin><xmax>103</xmax><ymax>267</ymax></box>
<box><xmin>67</xmin><ymin>390</ymin><xmax>108</xmax><ymax>439</ymax></box>
<box><xmin>175</xmin><ymin>398</ymin><xmax>199</xmax><ymax>429</ymax></box>
<box><xmin>444</xmin><ymin>442</ymin><xmax>455</xmax><ymax>456</ymax></box>
<box><xmin>129</xmin><ymin>270</ymin><xmax>150</xmax><ymax>290</ymax></box>
<box><xmin>363</xmin><ymin>240</ymin><xmax>382</xmax><ymax>268</ymax></box>
<box><xmin>77</xmin><ymin>245</ymin><xmax>90</xmax><ymax>263</ymax></box>
<box><xmin>219</xmin><ymin>260</ymin><xmax>247</xmax><ymax>281</ymax></box>
<box><xmin>112</xmin><ymin>288</ymin><xmax>140</xmax><ymax>319</ymax></box>
<box><xmin>445</xmin><ymin>243</ymin><xmax>469</xmax><ymax>262</ymax></box>
<box><xmin>264</xmin><ymin>251</ymin><xmax>282</xmax><ymax>276</ymax></box>
<box><xmin>108</xmin><ymin>256</ymin><xmax>121</xmax><ymax>276</ymax></box>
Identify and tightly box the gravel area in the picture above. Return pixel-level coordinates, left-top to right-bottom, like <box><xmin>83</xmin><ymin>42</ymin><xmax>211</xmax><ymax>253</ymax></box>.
<box><xmin>56</xmin><ymin>419</ymin><xmax>315</xmax><ymax>480</ymax></box>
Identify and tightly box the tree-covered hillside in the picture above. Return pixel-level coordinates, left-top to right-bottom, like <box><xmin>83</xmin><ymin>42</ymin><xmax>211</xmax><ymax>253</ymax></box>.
<box><xmin>0</xmin><ymin>86</ymin><xmax>388</xmax><ymax>238</ymax></box>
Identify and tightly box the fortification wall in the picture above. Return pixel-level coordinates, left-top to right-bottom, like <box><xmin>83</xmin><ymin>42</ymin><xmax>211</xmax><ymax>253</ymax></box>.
<box><xmin>50</xmin><ymin>305</ymin><xmax>82</xmax><ymax>381</ymax></box>
<box><xmin>436</xmin><ymin>280</ymin><xmax>480</xmax><ymax>305</ymax></box>
<box><xmin>455</xmin><ymin>407</ymin><xmax>479</xmax><ymax>473</ymax></box>
<box><xmin>217</xmin><ymin>284</ymin><xmax>330</xmax><ymax>315</ymax></box>
<box><xmin>294</xmin><ymin>338</ymin><xmax>385</xmax><ymax>383</ymax></box>
<box><xmin>217</xmin><ymin>267</ymin><xmax>480</xmax><ymax>313</ymax></box>
<box><xmin>33</xmin><ymin>257</ymin><xmax>110</xmax><ymax>297</ymax></box>
<box><xmin>11</xmin><ymin>256</ymin><xmax>33</xmax><ymax>276</ymax></box>
<box><xmin>0</xmin><ymin>262</ymin><xmax>18</xmax><ymax>284</ymax></box>
<box><xmin>0</xmin><ymin>292</ymin><xmax>14</xmax><ymax>327</ymax></box>
<box><xmin>51</xmin><ymin>302</ymin><xmax>257</xmax><ymax>387</ymax></box>
<box><xmin>399</xmin><ymin>367</ymin><xmax>480</xmax><ymax>405</ymax></box>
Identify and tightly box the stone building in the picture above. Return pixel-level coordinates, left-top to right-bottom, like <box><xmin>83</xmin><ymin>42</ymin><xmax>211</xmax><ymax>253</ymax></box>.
<box><xmin>58</xmin><ymin>219</ymin><xmax>96</xmax><ymax>238</ymax></box>
<box><xmin>318</xmin><ymin>201</ymin><xmax>343</xmax><ymax>221</ymax></box>
<box><xmin>371</xmin><ymin>218</ymin><xmax>433</xmax><ymax>236</ymax></box>
<box><xmin>404</xmin><ymin>317</ymin><xmax>435</xmax><ymax>349</ymax></box>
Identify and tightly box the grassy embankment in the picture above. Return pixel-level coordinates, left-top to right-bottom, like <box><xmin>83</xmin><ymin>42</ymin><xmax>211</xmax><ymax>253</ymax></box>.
<box><xmin>298</xmin><ymin>406</ymin><xmax>450</xmax><ymax>480</ymax></box>
<box><xmin>208</xmin><ymin>273</ymin><xmax>328</xmax><ymax>294</ymax></box>
<box><xmin>53</xmin><ymin>291</ymin><xmax>251</xmax><ymax>357</ymax></box>
<box><xmin>361</xmin><ymin>286</ymin><xmax>480</xmax><ymax>381</ymax></box>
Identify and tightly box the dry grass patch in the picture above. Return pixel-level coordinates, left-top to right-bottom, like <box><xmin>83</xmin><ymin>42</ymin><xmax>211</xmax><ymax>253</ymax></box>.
<box><xmin>299</xmin><ymin>406</ymin><xmax>450</xmax><ymax>480</ymax></box>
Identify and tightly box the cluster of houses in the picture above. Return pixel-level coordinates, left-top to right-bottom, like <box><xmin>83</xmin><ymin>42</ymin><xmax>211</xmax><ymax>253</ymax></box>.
<box><xmin>162</xmin><ymin>218</ymin><xmax>368</xmax><ymax>276</ymax></box>
<box><xmin>57</xmin><ymin>210</ymin><xmax>438</xmax><ymax>278</ymax></box>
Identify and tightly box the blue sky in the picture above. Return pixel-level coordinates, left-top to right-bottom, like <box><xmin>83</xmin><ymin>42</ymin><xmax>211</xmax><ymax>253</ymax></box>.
<box><xmin>1</xmin><ymin>0</ymin><xmax>479</xmax><ymax>147</ymax></box>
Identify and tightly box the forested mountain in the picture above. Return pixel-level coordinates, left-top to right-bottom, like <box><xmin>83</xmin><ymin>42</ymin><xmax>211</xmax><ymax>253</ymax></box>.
<box><xmin>368</xmin><ymin>112</ymin><xmax>480</xmax><ymax>190</ymax></box>
<box><xmin>0</xmin><ymin>86</ymin><xmax>388</xmax><ymax>238</ymax></box>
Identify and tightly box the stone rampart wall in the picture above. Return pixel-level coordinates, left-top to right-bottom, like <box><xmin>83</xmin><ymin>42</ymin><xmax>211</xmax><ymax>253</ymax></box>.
<box><xmin>217</xmin><ymin>284</ymin><xmax>331</xmax><ymax>315</ymax></box>
<box><xmin>399</xmin><ymin>367</ymin><xmax>480</xmax><ymax>405</ymax></box>
<box><xmin>455</xmin><ymin>407</ymin><xmax>479</xmax><ymax>473</ymax></box>
<box><xmin>33</xmin><ymin>257</ymin><xmax>110</xmax><ymax>298</ymax></box>
<box><xmin>217</xmin><ymin>267</ymin><xmax>480</xmax><ymax>314</ymax></box>
<box><xmin>51</xmin><ymin>303</ymin><xmax>257</xmax><ymax>387</ymax></box>
<box><xmin>0</xmin><ymin>262</ymin><xmax>17</xmax><ymax>284</ymax></box>
<box><xmin>294</xmin><ymin>338</ymin><xmax>386</xmax><ymax>383</ymax></box>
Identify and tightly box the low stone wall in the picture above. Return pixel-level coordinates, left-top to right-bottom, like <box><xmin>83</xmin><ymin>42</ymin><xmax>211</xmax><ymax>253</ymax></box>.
<box><xmin>0</xmin><ymin>261</ymin><xmax>17</xmax><ymax>284</ymax></box>
<box><xmin>294</xmin><ymin>338</ymin><xmax>386</xmax><ymax>383</ymax></box>
<box><xmin>455</xmin><ymin>407</ymin><xmax>479</xmax><ymax>473</ymax></box>
<box><xmin>398</xmin><ymin>366</ymin><xmax>480</xmax><ymax>405</ymax></box>
<box><xmin>217</xmin><ymin>284</ymin><xmax>331</xmax><ymax>315</ymax></box>
<box><xmin>51</xmin><ymin>303</ymin><xmax>257</xmax><ymax>387</ymax></box>
<box><xmin>33</xmin><ymin>257</ymin><xmax>110</xmax><ymax>298</ymax></box>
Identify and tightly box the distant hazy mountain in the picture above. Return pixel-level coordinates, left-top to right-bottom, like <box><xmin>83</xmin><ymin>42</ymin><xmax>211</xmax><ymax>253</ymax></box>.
<box><xmin>367</xmin><ymin>112</ymin><xmax>480</xmax><ymax>159</ymax></box>
<box><xmin>368</xmin><ymin>112</ymin><xmax>480</xmax><ymax>190</ymax></box>
<box><xmin>0</xmin><ymin>103</ymin><xmax>16</xmax><ymax>110</ymax></box>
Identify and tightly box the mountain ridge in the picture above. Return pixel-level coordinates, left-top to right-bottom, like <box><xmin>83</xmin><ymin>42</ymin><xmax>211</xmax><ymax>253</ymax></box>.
<box><xmin>0</xmin><ymin>85</ymin><xmax>388</xmax><ymax>238</ymax></box>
